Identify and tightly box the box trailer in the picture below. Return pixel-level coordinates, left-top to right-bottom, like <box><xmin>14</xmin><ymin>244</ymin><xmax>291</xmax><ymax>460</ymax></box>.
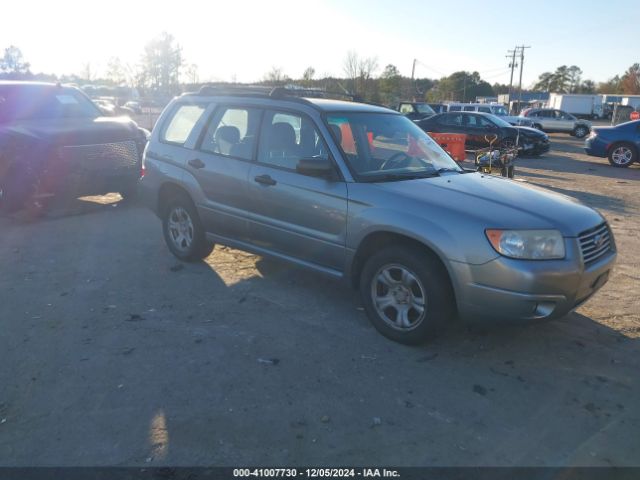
<box><xmin>622</xmin><ymin>96</ymin><xmax>640</xmax><ymax>109</ymax></box>
<box><xmin>547</xmin><ymin>94</ymin><xmax>604</xmax><ymax>119</ymax></box>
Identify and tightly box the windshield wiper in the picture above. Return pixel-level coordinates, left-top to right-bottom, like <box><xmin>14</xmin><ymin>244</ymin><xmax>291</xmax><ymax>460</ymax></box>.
<box><xmin>436</xmin><ymin>167</ymin><xmax>463</xmax><ymax>174</ymax></box>
<box><xmin>365</xmin><ymin>171</ymin><xmax>441</xmax><ymax>182</ymax></box>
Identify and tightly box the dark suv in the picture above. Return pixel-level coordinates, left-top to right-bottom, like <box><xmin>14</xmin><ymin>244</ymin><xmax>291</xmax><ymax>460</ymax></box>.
<box><xmin>0</xmin><ymin>81</ymin><xmax>149</xmax><ymax>212</ymax></box>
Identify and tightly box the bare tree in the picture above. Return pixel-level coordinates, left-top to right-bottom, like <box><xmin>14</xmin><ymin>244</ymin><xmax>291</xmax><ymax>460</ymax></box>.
<box><xmin>263</xmin><ymin>66</ymin><xmax>287</xmax><ymax>84</ymax></box>
<box><xmin>302</xmin><ymin>66</ymin><xmax>315</xmax><ymax>85</ymax></box>
<box><xmin>106</xmin><ymin>57</ymin><xmax>126</xmax><ymax>85</ymax></box>
<box><xmin>343</xmin><ymin>50</ymin><xmax>359</xmax><ymax>93</ymax></box>
<box><xmin>80</xmin><ymin>62</ymin><xmax>93</xmax><ymax>82</ymax></box>
<box><xmin>185</xmin><ymin>63</ymin><xmax>199</xmax><ymax>84</ymax></box>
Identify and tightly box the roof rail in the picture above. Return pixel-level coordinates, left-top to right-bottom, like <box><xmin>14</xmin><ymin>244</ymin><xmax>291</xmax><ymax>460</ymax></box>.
<box><xmin>190</xmin><ymin>84</ymin><xmax>356</xmax><ymax>102</ymax></box>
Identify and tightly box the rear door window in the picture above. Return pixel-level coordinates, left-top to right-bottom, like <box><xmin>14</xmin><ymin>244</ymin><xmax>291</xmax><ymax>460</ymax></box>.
<box><xmin>162</xmin><ymin>104</ymin><xmax>206</xmax><ymax>145</ymax></box>
<box><xmin>199</xmin><ymin>106</ymin><xmax>262</xmax><ymax>160</ymax></box>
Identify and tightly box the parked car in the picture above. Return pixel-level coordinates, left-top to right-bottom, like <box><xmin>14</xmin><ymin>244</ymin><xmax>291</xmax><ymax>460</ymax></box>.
<box><xmin>0</xmin><ymin>81</ymin><xmax>148</xmax><ymax>211</ymax></box>
<box><xmin>417</xmin><ymin>111</ymin><xmax>550</xmax><ymax>156</ymax></box>
<box><xmin>520</xmin><ymin>108</ymin><xmax>591</xmax><ymax>138</ymax></box>
<box><xmin>124</xmin><ymin>101</ymin><xmax>143</xmax><ymax>115</ymax></box>
<box><xmin>397</xmin><ymin>102</ymin><xmax>436</xmax><ymax>121</ymax></box>
<box><xmin>584</xmin><ymin>120</ymin><xmax>640</xmax><ymax>168</ymax></box>
<box><xmin>444</xmin><ymin>103</ymin><xmax>534</xmax><ymax>127</ymax></box>
<box><xmin>139</xmin><ymin>86</ymin><xmax>615</xmax><ymax>345</ymax></box>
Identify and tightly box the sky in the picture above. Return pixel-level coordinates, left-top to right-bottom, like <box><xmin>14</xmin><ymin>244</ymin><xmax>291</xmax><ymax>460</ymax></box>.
<box><xmin>2</xmin><ymin>0</ymin><xmax>638</xmax><ymax>87</ymax></box>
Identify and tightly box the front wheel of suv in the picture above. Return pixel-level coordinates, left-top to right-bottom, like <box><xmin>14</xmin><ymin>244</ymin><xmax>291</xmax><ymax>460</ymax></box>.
<box><xmin>359</xmin><ymin>245</ymin><xmax>455</xmax><ymax>345</ymax></box>
<box><xmin>162</xmin><ymin>193</ymin><xmax>214</xmax><ymax>261</ymax></box>
<box><xmin>573</xmin><ymin>125</ymin><xmax>589</xmax><ymax>138</ymax></box>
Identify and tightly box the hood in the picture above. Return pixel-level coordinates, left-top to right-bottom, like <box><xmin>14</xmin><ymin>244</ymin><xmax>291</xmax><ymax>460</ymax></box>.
<box><xmin>514</xmin><ymin>126</ymin><xmax>547</xmax><ymax>137</ymax></box>
<box><xmin>369</xmin><ymin>172</ymin><xmax>603</xmax><ymax>236</ymax></box>
<box><xmin>3</xmin><ymin>116</ymin><xmax>142</xmax><ymax>146</ymax></box>
<box><xmin>502</xmin><ymin>115</ymin><xmax>530</xmax><ymax>124</ymax></box>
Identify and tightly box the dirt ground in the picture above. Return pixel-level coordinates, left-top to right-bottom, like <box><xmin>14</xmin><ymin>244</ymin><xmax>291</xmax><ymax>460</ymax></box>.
<box><xmin>0</xmin><ymin>134</ymin><xmax>639</xmax><ymax>467</ymax></box>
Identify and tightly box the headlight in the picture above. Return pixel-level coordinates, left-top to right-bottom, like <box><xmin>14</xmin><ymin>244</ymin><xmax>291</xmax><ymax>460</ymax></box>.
<box><xmin>486</xmin><ymin>229</ymin><xmax>565</xmax><ymax>259</ymax></box>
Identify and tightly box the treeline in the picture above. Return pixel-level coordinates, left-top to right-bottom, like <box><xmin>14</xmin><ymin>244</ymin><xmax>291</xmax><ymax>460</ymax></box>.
<box><xmin>532</xmin><ymin>64</ymin><xmax>640</xmax><ymax>95</ymax></box>
<box><xmin>2</xmin><ymin>36</ymin><xmax>638</xmax><ymax>106</ymax></box>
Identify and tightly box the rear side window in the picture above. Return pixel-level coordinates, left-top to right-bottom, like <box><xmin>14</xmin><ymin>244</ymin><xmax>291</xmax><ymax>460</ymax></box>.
<box><xmin>162</xmin><ymin>104</ymin><xmax>206</xmax><ymax>144</ymax></box>
<box><xmin>438</xmin><ymin>113</ymin><xmax>463</xmax><ymax>126</ymax></box>
<box><xmin>399</xmin><ymin>104</ymin><xmax>414</xmax><ymax>114</ymax></box>
<box><xmin>200</xmin><ymin>107</ymin><xmax>262</xmax><ymax>160</ymax></box>
<box><xmin>478</xmin><ymin>106</ymin><xmax>491</xmax><ymax>113</ymax></box>
<box><xmin>463</xmin><ymin>106</ymin><xmax>475</xmax><ymax>111</ymax></box>
<box><xmin>449</xmin><ymin>105</ymin><xmax>461</xmax><ymax>111</ymax></box>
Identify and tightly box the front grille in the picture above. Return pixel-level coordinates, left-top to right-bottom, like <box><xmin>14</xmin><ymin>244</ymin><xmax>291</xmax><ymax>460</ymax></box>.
<box><xmin>578</xmin><ymin>223</ymin><xmax>612</xmax><ymax>265</ymax></box>
<box><xmin>60</xmin><ymin>141</ymin><xmax>139</xmax><ymax>171</ymax></box>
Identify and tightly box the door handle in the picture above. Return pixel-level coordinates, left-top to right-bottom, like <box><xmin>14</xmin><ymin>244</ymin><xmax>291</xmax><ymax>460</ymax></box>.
<box><xmin>254</xmin><ymin>174</ymin><xmax>277</xmax><ymax>186</ymax></box>
<box><xmin>188</xmin><ymin>158</ymin><xmax>205</xmax><ymax>169</ymax></box>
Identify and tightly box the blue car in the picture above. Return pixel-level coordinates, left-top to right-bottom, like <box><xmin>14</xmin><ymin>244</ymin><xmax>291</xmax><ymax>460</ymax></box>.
<box><xmin>584</xmin><ymin>120</ymin><xmax>640</xmax><ymax>167</ymax></box>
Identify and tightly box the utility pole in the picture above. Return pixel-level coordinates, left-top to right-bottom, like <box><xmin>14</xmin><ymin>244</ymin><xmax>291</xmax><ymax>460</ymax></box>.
<box><xmin>411</xmin><ymin>58</ymin><xmax>416</xmax><ymax>82</ymax></box>
<box><xmin>516</xmin><ymin>45</ymin><xmax>531</xmax><ymax>114</ymax></box>
<box><xmin>506</xmin><ymin>48</ymin><xmax>517</xmax><ymax>110</ymax></box>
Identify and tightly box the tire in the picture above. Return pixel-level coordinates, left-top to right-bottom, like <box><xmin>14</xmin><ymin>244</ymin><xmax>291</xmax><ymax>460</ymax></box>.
<box><xmin>573</xmin><ymin>125</ymin><xmax>589</xmax><ymax>138</ymax></box>
<box><xmin>607</xmin><ymin>142</ymin><xmax>637</xmax><ymax>168</ymax></box>
<box><xmin>161</xmin><ymin>193</ymin><xmax>214</xmax><ymax>261</ymax></box>
<box><xmin>359</xmin><ymin>245</ymin><xmax>455</xmax><ymax>345</ymax></box>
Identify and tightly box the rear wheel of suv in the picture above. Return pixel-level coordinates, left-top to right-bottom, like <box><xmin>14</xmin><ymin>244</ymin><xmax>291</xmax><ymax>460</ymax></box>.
<box><xmin>608</xmin><ymin>142</ymin><xmax>637</xmax><ymax>168</ymax></box>
<box><xmin>359</xmin><ymin>245</ymin><xmax>454</xmax><ymax>345</ymax></box>
<box><xmin>573</xmin><ymin>125</ymin><xmax>589</xmax><ymax>138</ymax></box>
<box><xmin>162</xmin><ymin>193</ymin><xmax>213</xmax><ymax>261</ymax></box>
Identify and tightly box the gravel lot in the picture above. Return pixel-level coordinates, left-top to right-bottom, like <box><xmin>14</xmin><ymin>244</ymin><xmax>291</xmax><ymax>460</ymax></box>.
<box><xmin>1</xmin><ymin>134</ymin><xmax>639</xmax><ymax>467</ymax></box>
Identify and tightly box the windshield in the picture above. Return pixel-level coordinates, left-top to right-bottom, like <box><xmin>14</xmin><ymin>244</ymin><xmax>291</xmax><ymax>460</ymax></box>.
<box><xmin>491</xmin><ymin>106</ymin><xmax>508</xmax><ymax>116</ymax></box>
<box><xmin>326</xmin><ymin>112</ymin><xmax>463</xmax><ymax>181</ymax></box>
<box><xmin>415</xmin><ymin>103</ymin><xmax>436</xmax><ymax>115</ymax></box>
<box><xmin>0</xmin><ymin>86</ymin><xmax>101</xmax><ymax>122</ymax></box>
<box><xmin>484</xmin><ymin>113</ymin><xmax>512</xmax><ymax>128</ymax></box>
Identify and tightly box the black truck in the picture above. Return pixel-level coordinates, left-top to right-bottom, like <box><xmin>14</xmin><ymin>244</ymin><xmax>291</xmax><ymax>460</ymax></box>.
<box><xmin>0</xmin><ymin>81</ymin><xmax>148</xmax><ymax>212</ymax></box>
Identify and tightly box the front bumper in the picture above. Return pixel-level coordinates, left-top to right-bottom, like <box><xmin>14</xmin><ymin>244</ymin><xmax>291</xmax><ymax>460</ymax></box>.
<box><xmin>583</xmin><ymin>137</ymin><xmax>607</xmax><ymax>157</ymax></box>
<box><xmin>521</xmin><ymin>139</ymin><xmax>550</xmax><ymax>155</ymax></box>
<box><xmin>450</xmin><ymin>242</ymin><xmax>616</xmax><ymax>323</ymax></box>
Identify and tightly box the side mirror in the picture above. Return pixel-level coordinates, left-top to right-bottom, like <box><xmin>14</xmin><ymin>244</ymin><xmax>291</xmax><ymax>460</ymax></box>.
<box><xmin>296</xmin><ymin>157</ymin><xmax>335</xmax><ymax>179</ymax></box>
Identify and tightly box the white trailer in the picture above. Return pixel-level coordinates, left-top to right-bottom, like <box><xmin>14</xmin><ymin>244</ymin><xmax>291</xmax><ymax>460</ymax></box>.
<box><xmin>622</xmin><ymin>96</ymin><xmax>640</xmax><ymax>109</ymax></box>
<box><xmin>547</xmin><ymin>93</ymin><xmax>604</xmax><ymax>119</ymax></box>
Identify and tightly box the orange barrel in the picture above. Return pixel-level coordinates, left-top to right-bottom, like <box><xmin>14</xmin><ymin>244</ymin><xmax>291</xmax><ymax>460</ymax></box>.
<box><xmin>427</xmin><ymin>132</ymin><xmax>467</xmax><ymax>161</ymax></box>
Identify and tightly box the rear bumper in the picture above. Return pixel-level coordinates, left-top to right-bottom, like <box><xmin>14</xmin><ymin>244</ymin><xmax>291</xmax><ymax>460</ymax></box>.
<box><xmin>450</xmin><ymin>247</ymin><xmax>616</xmax><ymax>323</ymax></box>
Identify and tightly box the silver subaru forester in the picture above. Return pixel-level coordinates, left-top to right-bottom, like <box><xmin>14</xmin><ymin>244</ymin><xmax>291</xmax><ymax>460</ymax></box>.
<box><xmin>138</xmin><ymin>86</ymin><xmax>616</xmax><ymax>344</ymax></box>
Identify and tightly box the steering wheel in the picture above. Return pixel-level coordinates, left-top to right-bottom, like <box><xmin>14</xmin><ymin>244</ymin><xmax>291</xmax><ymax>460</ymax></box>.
<box><xmin>380</xmin><ymin>152</ymin><xmax>413</xmax><ymax>170</ymax></box>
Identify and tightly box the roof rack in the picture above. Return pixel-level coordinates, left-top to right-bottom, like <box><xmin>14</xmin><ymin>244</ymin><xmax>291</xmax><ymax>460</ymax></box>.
<box><xmin>188</xmin><ymin>84</ymin><xmax>356</xmax><ymax>104</ymax></box>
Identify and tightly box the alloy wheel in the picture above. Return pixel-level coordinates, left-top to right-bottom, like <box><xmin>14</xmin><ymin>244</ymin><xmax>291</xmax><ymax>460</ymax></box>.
<box><xmin>371</xmin><ymin>264</ymin><xmax>427</xmax><ymax>331</ymax></box>
<box><xmin>167</xmin><ymin>206</ymin><xmax>195</xmax><ymax>252</ymax></box>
